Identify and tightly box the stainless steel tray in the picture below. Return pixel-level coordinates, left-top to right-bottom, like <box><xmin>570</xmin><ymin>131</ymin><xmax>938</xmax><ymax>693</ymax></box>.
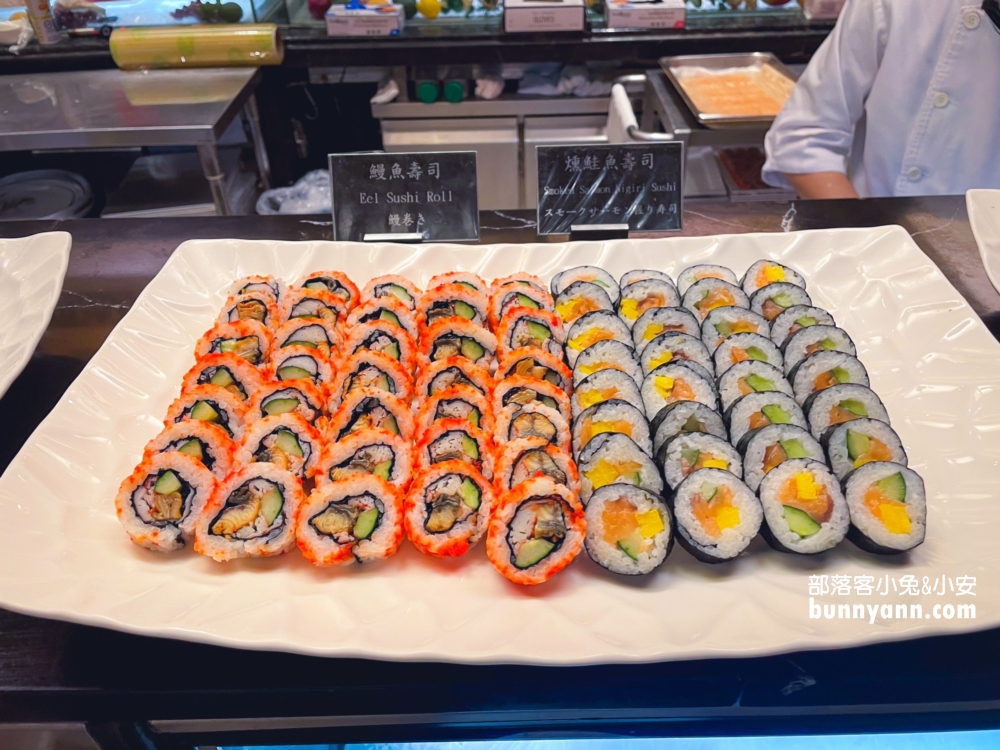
<box><xmin>659</xmin><ymin>52</ymin><xmax>798</xmax><ymax>130</ymax></box>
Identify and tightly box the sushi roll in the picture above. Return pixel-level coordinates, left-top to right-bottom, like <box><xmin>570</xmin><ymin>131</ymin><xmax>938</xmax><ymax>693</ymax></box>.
<box><xmin>415</xmin><ymin>357</ymin><xmax>493</xmax><ymax>402</ymax></box>
<box><xmin>195</xmin><ymin>463</ymin><xmax>304</xmax><ymax>561</ymax></box>
<box><xmin>491</xmin><ymin>272</ymin><xmax>548</xmax><ymax>296</ymax></box>
<box><xmin>235</xmin><ymin>413</ymin><xmax>323</xmax><ymax>480</ymax></box>
<box><xmin>572</xmin><ymin>339</ymin><xmax>642</xmax><ymax>387</ymax></box>
<box><xmin>789</xmin><ymin>351</ymin><xmax>869</xmax><ymax>405</ymax></box>
<box><xmin>218</xmin><ymin>292</ymin><xmax>280</xmax><ymax>329</ymax></box>
<box><xmin>659</xmin><ymin>432</ymin><xmax>742</xmax><ymax>490</ymax></box>
<box><xmin>741</xmin><ymin>260</ymin><xmax>806</xmax><ymax>296</ymax></box>
<box><xmin>493</xmin><ymin>376</ymin><xmax>571</xmax><ymax>423</ymax></box>
<box><xmin>419</xmin><ymin>318</ymin><xmax>498</xmax><ymax>369</ymax></box>
<box><xmin>415</xmin><ymin>417</ymin><xmax>495</xmax><ymax>479</ymax></box>
<box><xmin>360</xmin><ymin>274</ymin><xmax>421</xmax><ymax>311</ymax></box>
<box><xmin>844</xmin><ymin>462</ymin><xmax>925</xmax><ymax>554</ymax></box>
<box><xmin>182</xmin><ymin>352</ymin><xmax>266</xmax><ymax>402</ymax></box>
<box><xmin>344</xmin><ymin>321</ymin><xmax>417</xmax><ymax>375</ymax></box>
<box><xmin>750</xmin><ymin>282</ymin><xmax>813</xmax><ymax>322</ymax></box>
<box><xmin>347</xmin><ymin>296</ymin><xmax>418</xmax><ymax>339</ymax></box>
<box><xmin>486</xmin><ymin>476</ymin><xmax>586</xmax><ymax>585</ymax></box>
<box><xmin>268</xmin><ymin>345</ymin><xmax>336</xmax><ymax>389</ymax></box>
<box><xmin>717</xmin><ymin>361</ymin><xmax>793</xmax><ymax>411</ymax></box>
<box><xmin>328</xmin><ymin>387</ymin><xmax>416</xmax><ymax>442</ymax></box>
<box><xmin>318</xmin><ymin>429</ymin><xmax>413</xmax><ymax>490</ymax></box>
<box><xmin>617</xmin><ymin>279</ymin><xmax>681</xmax><ymax>329</ymax></box>
<box><xmin>428</xmin><ymin>271</ymin><xmax>487</xmax><ymax>293</ymax></box>
<box><xmin>144</xmin><ymin>421</ymin><xmax>235</xmax><ymax>481</ymax></box>
<box><xmin>782</xmin><ymin>325</ymin><xmax>856</xmax><ymax>374</ymax></box>
<box><xmin>572</xmin><ymin>369</ymin><xmax>644</xmax><ymax>419</ymax></box>
<box><xmin>714</xmin><ymin>332</ymin><xmax>783</xmax><ymax>376</ymax></box>
<box><xmin>229</xmin><ymin>274</ymin><xmax>283</xmax><ymax>302</ymax></box>
<box><xmin>298</xmin><ymin>270</ymin><xmax>360</xmax><ymax>310</ymax></box>
<box><xmin>726</xmin><ymin>391</ymin><xmax>807</xmax><ymax>446</ymax></box>
<box><xmin>823</xmin><ymin>418</ymin><xmax>907</xmax><ymax>480</ymax></box>
<box><xmin>757</xmin><ymin>458</ymin><xmax>849</xmax><ymax>554</ymax></box>
<box><xmin>551</xmin><ymin>266</ymin><xmax>620</xmax><ymax>304</ymax></box>
<box><xmin>640</xmin><ymin>333</ymin><xmax>715</xmax><ymax>378</ymax></box>
<box><xmin>585</xmin><ymin>484</ymin><xmax>673</xmax><ymax>575</ymax></box>
<box><xmin>165</xmin><ymin>384</ymin><xmax>248</xmax><ymax>441</ymax></box>
<box><xmin>701</xmin><ymin>307</ymin><xmax>770</xmax><ymax>353</ymax></box>
<box><xmin>650</xmin><ymin>401</ymin><xmax>728</xmax><ymax>456</ymax></box>
<box><xmin>554</xmin><ymin>281</ymin><xmax>615</xmax><ymax>326</ymax></box>
<box><xmin>195</xmin><ymin>320</ymin><xmax>272</xmax><ymax>366</ymax></box>
<box><xmin>278</xmin><ymin>287</ymin><xmax>345</xmax><ymax>326</ymax></box>
<box><xmin>670</xmin><ymin>469</ymin><xmax>762</xmax><ymax>563</ymax></box>
<box><xmin>578</xmin><ymin>432</ymin><xmax>662</xmax><ymax>505</ymax></box>
<box><xmin>246</xmin><ymin>379</ymin><xmax>327</xmax><ymax>426</ymax></box>
<box><xmin>769</xmin><ymin>305</ymin><xmax>836</xmax><ymax>347</ymax></box>
<box><xmin>487</xmin><ymin>284</ymin><xmax>554</xmax><ymax>330</ymax></box>
<box><xmin>565</xmin><ymin>310</ymin><xmax>633</xmax><ymax>366</ymax></box>
<box><xmin>682</xmin><ymin>278</ymin><xmax>750</xmax><ymax>321</ymax></box>
<box><xmin>296</xmin><ymin>476</ymin><xmax>403</xmax><ymax>565</ymax></box>
<box><xmin>632</xmin><ymin>307</ymin><xmax>701</xmax><ymax>352</ymax></box>
<box><xmin>416</xmin><ymin>385</ymin><xmax>495</xmax><ymax>437</ymax></box>
<box><xmin>676</xmin><ymin>264</ymin><xmax>739</xmax><ymax>296</ymax></box>
<box><xmin>805</xmin><ymin>383</ymin><xmax>891</xmax><ymax>439</ymax></box>
<box><xmin>404</xmin><ymin>461</ymin><xmax>494</xmax><ymax>558</ymax></box>
<box><xmin>497</xmin><ymin>347</ymin><xmax>573</xmax><ymax>392</ymax></box>
<box><xmin>494</xmin><ymin>437</ymin><xmax>580</xmax><ymax>494</ymax></box>
<box><xmin>115</xmin><ymin>452</ymin><xmax>216</xmax><ymax>551</ymax></box>
<box><xmin>495</xmin><ymin>402</ymin><xmax>572</xmax><ymax>452</ymax></box>
<box><xmin>328</xmin><ymin>350</ymin><xmax>414</xmax><ymax>409</ymax></box>
<box><xmin>272</xmin><ymin>317</ymin><xmax>342</xmax><ymax>359</ymax></box>
<box><xmin>572</xmin><ymin>399</ymin><xmax>652</xmax><ymax>457</ymax></box>
<box><xmin>739</xmin><ymin>424</ymin><xmax>824</xmax><ymax>492</ymax></box>
<box><xmin>416</xmin><ymin>283</ymin><xmax>489</xmax><ymax>330</ymax></box>
<box><xmin>496</xmin><ymin>308</ymin><xmax>565</xmax><ymax>360</ymax></box>
<box><xmin>621</xmin><ymin>269</ymin><xmax>675</xmax><ymax>288</ymax></box>
<box><xmin>640</xmin><ymin>362</ymin><xmax>717</xmax><ymax>419</ymax></box>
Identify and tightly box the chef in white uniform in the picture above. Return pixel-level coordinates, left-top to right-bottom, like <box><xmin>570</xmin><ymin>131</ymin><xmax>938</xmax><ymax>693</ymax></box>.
<box><xmin>762</xmin><ymin>0</ymin><xmax>1000</xmax><ymax>199</ymax></box>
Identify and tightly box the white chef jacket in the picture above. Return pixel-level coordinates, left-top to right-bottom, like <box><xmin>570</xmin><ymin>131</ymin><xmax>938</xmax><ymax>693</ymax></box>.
<box><xmin>762</xmin><ymin>0</ymin><xmax>1000</xmax><ymax>197</ymax></box>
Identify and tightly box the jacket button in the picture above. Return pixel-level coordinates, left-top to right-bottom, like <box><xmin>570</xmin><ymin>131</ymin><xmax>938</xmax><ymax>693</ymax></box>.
<box><xmin>907</xmin><ymin>167</ymin><xmax>922</xmax><ymax>181</ymax></box>
<box><xmin>933</xmin><ymin>92</ymin><xmax>950</xmax><ymax>108</ymax></box>
<box><xmin>963</xmin><ymin>11</ymin><xmax>981</xmax><ymax>29</ymax></box>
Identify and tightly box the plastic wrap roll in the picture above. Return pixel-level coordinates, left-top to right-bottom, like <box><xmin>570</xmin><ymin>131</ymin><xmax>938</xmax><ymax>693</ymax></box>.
<box><xmin>109</xmin><ymin>24</ymin><xmax>284</xmax><ymax>71</ymax></box>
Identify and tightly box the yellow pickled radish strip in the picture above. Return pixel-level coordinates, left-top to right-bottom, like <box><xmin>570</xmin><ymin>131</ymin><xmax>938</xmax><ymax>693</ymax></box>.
<box><xmin>795</xmin><ymin>472</ymin><xmax>819</xmax><ymax>500</ymax></box>
<box><xmin>637</xmin><ymin>508</ymin><xmax>665</xmax><ymax>537</ymax></box>
<box><xmin>569</xmin><ymin>329</ymin><xmax>612</xmax><ymax>352</ymax></box>
<box><xmin>585</xmin><ymin>458</ymin><xmax>643</xmax><ymax>490</ymax></box>
<box><xmin>642</xmin><ymin>323</ymin><xmax>666</xmax><ymax>342</ymax></box>
<box><xmin>879</xmin><ymin>503</ymin><xmax>912</xmax><ymax>534</ymax></box>
<box><xmin>576</xmin><ymin>361</ymin><xmax>605</xmax><ymax>377</ymax></box>
<box><xmin>764</xmin><ymin>266</ymin><xmax>786</xmax><ymax>283</ymax></box>
<box><xmin>619</xmin><ymin>298</ymin><xmax>640</xmax><ymax>320</ymax></box>
<box><xmin>701</xmin><ymin>458</ymin><xmax>728</xmax><ymax>470</ymax></box>
<box><xmin>579</xmin><ymin>387</ymin><xmax>618</xmax><ymax>410</ymax></box>
<box><xmin>649</xmin><ymin>350</ymin><xmax>673</xmax><ymax>369</ymax></box>
<box><xmin>715</xmin><ymin>505</ymin><xmax>741</xmax><ymax>530</ymax></box>
<box><xmin>654</xmin><ymin>376</ymin><xmax>675</xmax><ymax>399</ymax></box>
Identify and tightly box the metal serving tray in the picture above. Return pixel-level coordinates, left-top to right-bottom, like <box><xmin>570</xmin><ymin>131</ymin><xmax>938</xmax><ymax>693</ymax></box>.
<box><xmin>659</xmin><ymin>52</ymin><xmax>798</xmax><ymax>130</ymax></box>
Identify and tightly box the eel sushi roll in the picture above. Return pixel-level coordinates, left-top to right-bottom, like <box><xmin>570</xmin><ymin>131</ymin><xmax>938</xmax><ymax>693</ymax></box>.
<box><xmin>650</xmin><ymin>401</ymin><xmax>728</xmax><ymax>456</ymax></box>
<box><xmin>676</xmin><ymin>264</ymin><xmax>739</xmax><ymax>296</ymax></box>
<box><xmin>218</xmin><ymin>292</ymin><xmax>280</xmax><ymax>329</ymax></box>
<box><xmin>617</xmin><ymin>279</ymin><xmax>681</xmax><ymax>329</ymax></box>
<box><xmin>572</xmin><ymin>339</ymin><xmax>642</xmax><ymax>387</ymax></box>
<box><xmin>419</xmin><ymin>318</ymin><xmax>498</xmax><ymax>369</ymax></box>
<box><xmin>415</xmin><ymin>417</ymin><xmax>495</xmax><ymax>480</ymax></box>
<box><xmin>585</xmin><ymin>484</ymin><xmax>673</xmax><ymax>574</ymax></box>
<box><xmin>726</xmin><ymin>391</ymin><xmax>807</xmax><ymax>446</ymax></box>
<box><xmin>578</xmin><ymin>432</ymin><xmax>662</xmax><ymax>505</ymax></box>
<box><xmin>769</xmin><ymin>305</ymin><xmax>836</xmax><ymax>347</ymax></box>
<box><xmin>360</xmin><ymin>274</ymin><xmax>421</xmax><ymax>311</ymax></box>
<box><xmin>165</xmin><ymin>384</ymin><xmax>248</xmax><ymax>441</ymax></box>
<box><xmin>182</xmin><ymin>352</ymin><xmax>265</xmax><ymax>403</ymax></box>
<box><xmin>486</xmin><ymin>476</ymin><xmax>586</xmax><ymax>585</ymax></box>
<box><xmin>246</xmin><ymin>379</ymin><xmax>327</xmax><ymax>426</ymax></box>
<box><xmin>682</xmin><ymin>278</ymin><xmax>750</xmax><ymax>322</ymax></box>
<box><xmin>565</xmin><ymin>310</ymin><xmax>633</xmax><ymax>366</ymax></box>
<box><xmin>347</xmin><ymin>296</ymin><xmax>419</xmax><ymax>339</ymax></box>
<box><xmin>632</xmin><ymin>307</ymin><xmax>701</xmax><ymax>352</ymax></box>
<box><xmin>195</xmin><ymin>320</ymin><xmax>272</xmax><ymax>366</ymax></box>
<box><xmin>298</xmin><ymin>270</ymin><xmax>360</xmax><ymax>310</ymax></box>
<box><xmin>296</xmin><ymin>475</ymin><xmax>403</xmax><ymax>565</ymax></box>
<box><xmin>496</xmin><ymin>308</ymin><xmax>565</xmax><ymax>360</ymax></box>
<box><xmin>741</xmin><ymin>260</ymin><xmax>806</xmax><ymax>296</ymax></box>
<box><xmin>328</xmin><ymin>350</ymin><xmax>414</xmax><ymax>409</ymax></box>
<box><xmin>714</xmin><ymin>332</ymin><xmax>783</xmax><ymax>375</ymax></box>
<box><xmin>640</xmin><ymin>362</ymin><xmax>718</xmax><ymax>419</ymax></box>
<box><xmin>269</xmin><ymin>345</ymin><xmax>337</xmax><ymax>390</ymax></box>
<box><xmin>739</xmin><ymin>424</ymin><xmax>824</xmax><ymax>492</ymax></box>
<box><xmin>493</xmin><ymin>375</ymin><xmax>571</xmax><ymax>422</ymax></box>
<box><xmin>428</xmin><ymin>271</ymin><xmax>487</xmax><ymax>293</ymax></box>
<box><xmin>551</xmin><ymin>265</ymin><xmax>620</xmax><ymax>304</ymax></box>
<box><xmin>404</xmin><ymin>461</ymin><xmax>495</xmax><ymax>558</ymax></box>
<box><xmin>572</xmin><ymin>399</ymin><xmax>652</xmax><ymax>457</ymax></box>
<box><xmin>789</xmin><ymin>351</ymin><xmax>869</xmax><ymax>405</ymax></box>
<box><xmin>229</xmin><ymin>274</ymin><xmax>283</xmax><ymax>303</ymax></box>
<box><xmin>823</xmin><ymin>418</ymin><xmax>907</xmax><ymax>480</ymax></box>
<box><xmin>717</xmin><ymin>361</ymin><xmax>793</xmax><ymax>411</ymax></box>
<box><xmin>318</xmin><ymin>429</ymin><xmax>412</xmax><ymax>490</ymax></box>
<box><xmin>701</xmin><ymin>307</ymin><xmax>770</xmax><ymax>353</ymax></box>
<box><xmin>272</xmin><ymin>317</ymin><xmax>342</xmax><ymax>359</ymax></box>
<box><xmin>670</xmin><ymin>468</ymin><xmax>762</xmax><ymax>563</ymax></box>
<box><xmin>328</xmin><ymin>387</ymin><xmax>416</xmax><ymax>442</ymax></box>
<box><xmin>194</xmin><ymin>463</ymin><xmax>304</xmax><ymax>561</ymax></box>
<box><xmin>235</xmin><ymin>413</ymin><xmax>323</xmax><ymax>480</ymax></box>
<box><xmin>497</xmin><ymin>346</ymin><xmax>573</xmax><ymax>392</ymax></box>
<box><xmin>805</xmin><ymin>383</ymin><xmax>891</xmax><ymax>439</ymax></box>
<box><xmin>640</xmin><ymin>333</ymin><xmax>715</xmax><ymax>379</ymax></box>
<box><xmin>278</xmin><ymin>287</ymin><xmax>346</xmax><ymax>326</ymax></box>
<box><xmin>416</xmin><ymin>385</ymin><xmax>495</xmax><ymax>437</ymax></box>
<box><xmin>782</xmin><ymin>325</ymin><xmax>856</xmax><ymax>374</ymax></box>
<box><xmin>416</xmin><ymin>283</ymin><xmax>489</xmax><ymax>331</ymax></box>
<box><xmin>488</xmin><ymin>284</ymin><xmax>554</xmax><ymax>330</ymax></box>
<box><xmin>344</xmin><ymin>321</ymin><xmax>417</xmax><ymax>375</ymax></box>
<box><xmin>495</xmin><ymin>437</ymin><xmax>580</xmax><ymax>495</ymax></box>
<box><xmin>144</xmin><ymin>421</ymin><xmax>235</xmax><ymax>481</ymax></box>
<box><xmin>415</xmin><ymin>357</ymin><xmax>493</xmax><ymax>402</ymax></box>
<box><xmin>496</xmin><ymin>402</ymin><xmax>571</xmax><ymax>453</ymax></box>
<box><xmin>115</xmin><ymin>452</ymin><xmax>216</xmax><ymax>551</ymax></box>
<box><xmin>659</xmin><ymin>432</ymin><xmax>742</xmax><ymax>490</ymax></box>
<box><xmin>750</xmin><ymin>282</ymin><xmax>813</xmax><ymax>322</ymax></box>
<box><xmin>844</xmin><ymin>462</ymin><xmax>925</xmax><ymax>554</ymax></box>
<box><xmin>554</xmin><ymin>281</ymin><xmax>615</xmax><ymax>327</ymax></box>
<box><xmin>757</xmin><ymin>458</ymin><xmax>850</xmax><ymax>554</ymax></box>
<box><xmin>572</xmin><ymin>369</ymin><xmax>644</xmax><ymax>419</ymax></box>
<box><xmin>620</xmin><ymin>268</ymin><xmax>675</xmax><ymax>288</ymax></box>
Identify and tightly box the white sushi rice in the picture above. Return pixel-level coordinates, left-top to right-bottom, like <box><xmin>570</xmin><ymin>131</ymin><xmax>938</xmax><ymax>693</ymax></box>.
<box><xmin>701</xmin><ymin>307</ymin><xmax>770</xmax><ymax>353</ymax></box>
<box><xmin>620</xmin><ymin>269</ymin><xmax>675</xmax><ymax>288</ymax></box>
<box><xmin>717</xmin><ymin>360</ymin><xmax>793</xmax><ymax>411</ymax></box>
<box><xmin>585</xmin><ymin>484</ymin><xmax>673</xmax><ymax>575</ymax></box>
<box><xmin>824</xmin><ymin>418</ymin><xmax>907</xmax><ymax>480</ymax></box>
<box><xmin>782</xmin><ymin>325</ymin><xmax>857</xmax><ymax>374</ymax></box>
<box><xmin>660</xmin><ymin>432</ymin><xmax>743</xmax><ymax>489</ymax></box>
<box><xmin>572</xmin><ymin>399</ymin><xmax>653</xmax><ymax>457</ymax></box>
<box><xmin>758</xmin><ymin>459</ymin><xmax>850</xmax><ymax>554</ymax></box>
<box><xmin>741</xmin><ymin>424</ymin><xmax>824</xmax><ymax>492</ymax></box>
<box><xmin>577</xmin><ymin>432</ymin><xmax>663</xmax><ymax>505</ymax></box>
<box><xmin>641</xmin><ymin>362</ymin><xmax>718</xmax><ymax>419</ymax></box>
<box><xmin>726</xmin><ymin>391</ymin><xmax>806</xmax><ymax>447</ymax></box>
<box><xmin>805</xmin><ymin>384</ymin><xmax>891</xmax><ymax>439</ymax></box>
<box><xmin>632</xmin><ymin>307</ymin><xmax>701</xmax><ymax>352</ymax></box>
<box><xmin>572</xmin><ymin>369</ymin><xmax>644</xmax><ymax>419</ymax></box>
<box><xmin>790</xmin><ymin>351</ymin><xmax>869</xmax><ymax>405</ymax></box>
<box><xmin>741</xmin><ymin>260</ymin><xmax>807</xmax><ymax>295</ymax></box>
<box><xmin>769</xmin><ymin>305</ymin><xmax>836</xmax><ymax>346</ymax></box>
<box><xmin>714</xmin><ymin>332</ymin><xmax>783</xmax><ymax>375</ymax></box>
<box><xmin>677</xmin><ymin>265</ymin><xmax>738</xmax><ymax>295</ymax></box>
<box><xmin>651</xmin><ymin>401</ymin><xmax>728</xmax><ymax>455</ymax></box>
<box><xmin>565</xmin><ymin>310</ymin><xmax>633</xmax><ymax>366</ymax></box>
<box><xmin>572</xmin><ymin>339</ymin><xmax>643</xmax><ymax>387</ymax></box>
<box><xmin>617</xmin><ymin>279</ymin><xmax>681</xmax><ymax>328</ymax></box>
<box><xmin>551</xmin><ymin>266</ymin><xmax>620</xmax><ymax>303</ymax></box>
<box><xmin>844</xmin><ymin>462</ymin><xmax>926</xmax><ymax>552</ymax></box>
<box><xmin>640</xmin><ymin>333</ymin><xmax>715</xmax><ymax>378</ymax></box>
<box><xmin>749</xmin><ymin>282</ymin><xmax>812</xmax><ymax>320</ymax></box>
<box><xmin>672</xmin><ymin>468</ymin><xmax>762</xmax><ymax>560</ymax></box>
<box><xmin>682</xmin><ymin>278</ymin><xmax>751</xmax><ymax>322</ymax></box>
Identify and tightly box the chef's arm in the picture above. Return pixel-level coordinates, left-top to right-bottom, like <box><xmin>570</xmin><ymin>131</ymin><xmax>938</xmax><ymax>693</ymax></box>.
<box><xmin>783</xmin><ymin>172</ymin><xmax>860</xmax><ymax>200</ymax></box>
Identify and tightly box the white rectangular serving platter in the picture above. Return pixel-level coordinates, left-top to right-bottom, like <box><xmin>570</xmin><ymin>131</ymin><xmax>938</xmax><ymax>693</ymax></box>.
<box><xmin>967</xmin><ymin>189</ymin><xmax>1000</xmax><ymax>295</ymax></box>
<box><xmin>0</xmin><ymin>225</ymin><xmax>997</xmax><ymax>665</ymax></box>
